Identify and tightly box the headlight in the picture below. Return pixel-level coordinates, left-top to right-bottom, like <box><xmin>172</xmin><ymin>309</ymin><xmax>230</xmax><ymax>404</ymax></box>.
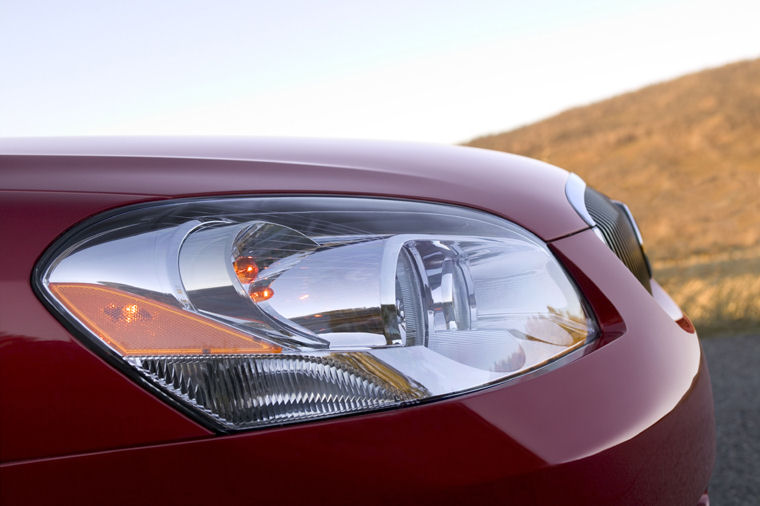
<box><xmin>36</xmin><ymin>197</ymin><xmax>598</xmax><ymax>431</ymax></box>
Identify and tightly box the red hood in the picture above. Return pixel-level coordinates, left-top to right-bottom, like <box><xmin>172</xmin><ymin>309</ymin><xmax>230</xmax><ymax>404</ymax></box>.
<box><xmin>0</xmin><ymin>137</ymin><xmax>588</xmax><ymax>241</ymax></box>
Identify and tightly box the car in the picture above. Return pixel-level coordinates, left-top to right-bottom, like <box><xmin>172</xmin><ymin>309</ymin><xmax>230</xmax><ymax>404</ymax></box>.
<box><xmin>0</xmin><ymin>137</ymin><xmax>714</xmax><ymax>505</ymax></box>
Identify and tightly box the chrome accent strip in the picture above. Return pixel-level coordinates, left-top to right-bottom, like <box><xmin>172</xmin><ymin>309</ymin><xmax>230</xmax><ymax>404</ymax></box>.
<box><xmin>564</xmin><ymin>173</ymin><xmax>595</xmax><ymax>226</ymax></box>
<box><xmin>592</xmin><ymin>226</ymin><xmax>609</xmax><ymax>246</ymax></box>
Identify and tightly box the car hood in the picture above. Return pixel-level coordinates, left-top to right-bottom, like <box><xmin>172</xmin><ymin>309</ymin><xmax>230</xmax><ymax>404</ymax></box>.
<box><xmin>0</xmin><ymin>137</ymin><xmax>589</xmax><ymax>241</ymax></box>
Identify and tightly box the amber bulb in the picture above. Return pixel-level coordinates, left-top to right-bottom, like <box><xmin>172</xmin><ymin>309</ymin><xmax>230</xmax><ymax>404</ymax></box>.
<box><xmin>104</xmin><ymin>302</ymin><xmax>151</xmax><ymax>324</ymax></box>
<box><xmin>251</xmin><ymin>287</ymin><xmax>274</xmax><ymax>302</ymax></box>
<box><xmin>122</xmin><ymin>304</ymin><xmax>140</xmax><ymax>323</ymax></box>
<box><xmin>234</xmin><ymin>256</ymin><xmax>259</xmax><ymax>284</ymax></box>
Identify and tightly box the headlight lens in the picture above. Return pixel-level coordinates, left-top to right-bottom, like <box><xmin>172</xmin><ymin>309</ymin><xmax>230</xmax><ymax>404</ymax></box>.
<box><xmin>38</xmin><ymin>197</ymin><xmax>597</xmax><ymax>430</ymax></box>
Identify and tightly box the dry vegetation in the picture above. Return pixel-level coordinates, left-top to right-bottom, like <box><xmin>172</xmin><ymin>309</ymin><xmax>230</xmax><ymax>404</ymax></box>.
<box><xmin>466</xmin><ymin>58</ymin><xmax>760</xmax><ymax>335</ymax></box>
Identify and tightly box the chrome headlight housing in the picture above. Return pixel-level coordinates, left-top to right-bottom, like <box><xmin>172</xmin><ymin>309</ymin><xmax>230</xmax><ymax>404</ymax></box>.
<box><xmin>37</xmin><ymin>197</ymin><xmax>597</xmax><ymax>431</ymax></box>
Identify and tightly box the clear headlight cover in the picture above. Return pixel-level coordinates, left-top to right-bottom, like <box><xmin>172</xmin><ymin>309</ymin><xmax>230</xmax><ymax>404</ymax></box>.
<box><xmin>37</xmin><ymin>197</ymin><xmax>597</xmax><ymax>431</ymax></box>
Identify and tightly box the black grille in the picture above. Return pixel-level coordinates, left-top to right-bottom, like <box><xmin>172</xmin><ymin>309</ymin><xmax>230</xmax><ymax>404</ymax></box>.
<box><xmin>584</xmin><ymin>187</ymin><xmax>652</xmax><ymax>292</ymax></box>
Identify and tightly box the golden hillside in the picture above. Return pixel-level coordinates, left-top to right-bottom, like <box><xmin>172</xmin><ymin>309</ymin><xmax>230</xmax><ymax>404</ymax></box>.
<box><xmin>467</xmin><ymin>58</ymin><xmax>760</xmax><ymax>262</ymax></box>
<box><xmin>467</xmin><ymin>58</ymin><xmax>760</xmax><ymax>334</ymax></box>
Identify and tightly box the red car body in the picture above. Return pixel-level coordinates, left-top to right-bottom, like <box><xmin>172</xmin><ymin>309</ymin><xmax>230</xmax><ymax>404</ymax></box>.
<box><xmin>0</xmin><ymin>138</ymin><xmax>714</xmax><ymax>505</ymax></box>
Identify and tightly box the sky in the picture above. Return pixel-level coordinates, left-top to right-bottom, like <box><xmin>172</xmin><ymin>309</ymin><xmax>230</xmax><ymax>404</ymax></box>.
<box><xmin>1</xmin><ymin>0</ymin><xmax>758</xmax><ymax>143</ymax></box>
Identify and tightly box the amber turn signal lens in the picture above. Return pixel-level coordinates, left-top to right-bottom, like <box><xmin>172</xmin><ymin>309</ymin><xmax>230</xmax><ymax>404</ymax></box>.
<box><xmin>49</xmin><ymin>283</ymin><xmax>281</xmax><ymax>356</ymax></box>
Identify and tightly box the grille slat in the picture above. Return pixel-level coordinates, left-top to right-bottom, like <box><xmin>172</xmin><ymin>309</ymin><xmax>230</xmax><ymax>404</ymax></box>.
<box><xmin>584</xmin><ymin>187</ymin><xmax>652</xmax><ymax>292</ymax></box>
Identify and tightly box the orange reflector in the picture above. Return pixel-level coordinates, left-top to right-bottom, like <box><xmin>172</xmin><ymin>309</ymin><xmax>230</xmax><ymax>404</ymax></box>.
<box><xmin>234</xmin><ymin>256</ymin><xmax>259</xmax><ymax>284</ymax></box>
<box><xmin>251</xmin><ymin>287</ymin><xmax>274</xmax><ymax>302</ymax></box>
<box><xmin>49</xmin><ymin>283</ymin><xmax>281</xmax><ymax>356</ymax></box>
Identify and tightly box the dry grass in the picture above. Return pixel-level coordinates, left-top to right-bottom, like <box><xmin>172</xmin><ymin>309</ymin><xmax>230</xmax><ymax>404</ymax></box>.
<box><xmin>656</xmin><ymin>256</ymin><xmax>760</xmax><ymax>336</ymax></box>
<box><xmin>465</xmin><ymin>58</ymin><xmax>760</xmax><ymax>336</ymax></box>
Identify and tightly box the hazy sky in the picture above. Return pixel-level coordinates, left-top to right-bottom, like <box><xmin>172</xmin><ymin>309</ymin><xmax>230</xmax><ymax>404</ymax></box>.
<box><xmin>1</xmin><ymin>0</ymin><xmax>758</xmax><ymax>143</ymax></box>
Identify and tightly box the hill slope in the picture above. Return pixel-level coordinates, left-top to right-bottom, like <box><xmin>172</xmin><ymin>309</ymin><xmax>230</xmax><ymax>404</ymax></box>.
<box><xmin>466</xmin><ymin>58</ymin><xmax>760</xmax><ymax>333</ymax></box>
<box><xmin>467</xmin><ymin>58</ymin><xmax>760</xmax><ymax>262</ymax></box>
